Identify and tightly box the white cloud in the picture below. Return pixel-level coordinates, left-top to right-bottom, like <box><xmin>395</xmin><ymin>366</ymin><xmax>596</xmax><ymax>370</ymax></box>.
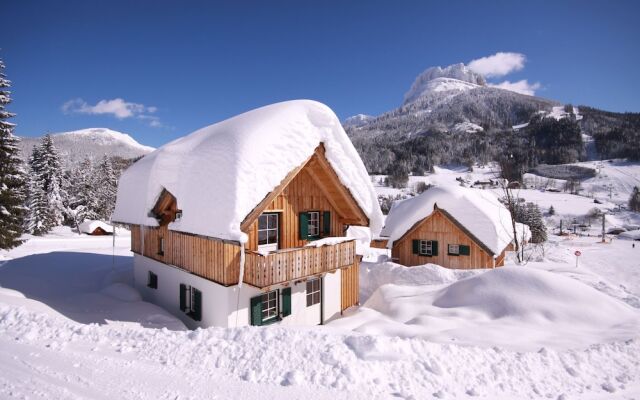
<box><xmin>489</xmin><ymin>80</ymin><xmax>541</xmax><ymax>96</ymax></box>
<box><xmin>468</xmin><ymin>52</ymin><xmax>526</xmax><ymax>78</ymax></box>
<box><xmin>62</xmin><ymin>98</ymin><xmax>163</xmax><ymax>127</ymax></box>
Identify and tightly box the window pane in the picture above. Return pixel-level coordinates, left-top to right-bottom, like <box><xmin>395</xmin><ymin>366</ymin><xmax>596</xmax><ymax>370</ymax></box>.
<box><xmin>258</xmin><ymin>231</ymin><xmax>268</xmax><ymax>245</ymax></box>
<box><xmin>313</xmin><ymin>292</ymin><xmax>320</xmax><ymax>305</ymax></box>
<box><xmin>258</xmin><ymin>215</ymin><xmax>268</xmax><ymax>230</ymax></box>
<box><xmin>307</xmin><ymin>294</ymin><xmax>312</xmax><ymax>307</ymax></box>
<box><xmin>268</xmin><ymin>214</ymin><xmax>278</xmax><ymax>229</ymax></box>
<box><xmin>268</xmin><ymin>229</ymin><xmax>277</xmax><ymax>244</ymax></box>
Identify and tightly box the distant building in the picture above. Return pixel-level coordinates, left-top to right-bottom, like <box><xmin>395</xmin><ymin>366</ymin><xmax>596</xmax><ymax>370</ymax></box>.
<box><xmin>380</xmin><ymin>186</ymin><xmax>529</xmax><ymax>269</ymax></box>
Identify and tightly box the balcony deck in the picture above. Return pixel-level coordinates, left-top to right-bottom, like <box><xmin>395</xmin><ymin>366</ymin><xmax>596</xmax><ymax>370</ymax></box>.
<box><xmin>243</xmin><ymin>239</ymin><xmax>356</xmax><ymax>288</ymax></box>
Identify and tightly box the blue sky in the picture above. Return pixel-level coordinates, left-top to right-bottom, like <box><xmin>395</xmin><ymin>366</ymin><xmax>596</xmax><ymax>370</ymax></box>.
<box><xmin>4</xmin><ymin>0</ymin><xmax>640</xmax><ymax>147</ymax></box>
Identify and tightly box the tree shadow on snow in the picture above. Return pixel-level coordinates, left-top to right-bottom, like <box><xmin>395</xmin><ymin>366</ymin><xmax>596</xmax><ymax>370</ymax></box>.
<box><xmin>0</xmin><ymin>252</ymin><xmax>185</xmax><ymax>331</ymax></box>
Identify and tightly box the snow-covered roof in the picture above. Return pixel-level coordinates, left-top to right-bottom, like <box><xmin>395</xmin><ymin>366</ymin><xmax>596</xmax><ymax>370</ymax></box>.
<box><xmin>78</xmin><ymin>220</ymin><xmax>114</xmax><ymax>234</ymax></box>
<box><xmin>381</xmin><ymin>185</ymin><xmax>516</xmax><ymax>255</ymax></box>
<box><xmin>112</xmin><ymin>100</ymin><xmax>383</xmax><ymax>243</ymax></box>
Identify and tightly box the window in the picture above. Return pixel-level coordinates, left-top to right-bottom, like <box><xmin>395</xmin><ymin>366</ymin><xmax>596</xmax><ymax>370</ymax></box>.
<box><xmin>258</xmin><ymin>213</ymin><xmax>279</xmax><ymax>246</ymax></box>
<box><xmin>179</xmin><ymin>284</ymin><xmax>202</xmax><ymax>321</ymax></box>
<box><xmin>261</xmin><ymin>290</ymin><xmax>278</xmax><ymax>322</ymax></box>
<box><xmin>420</xmin><ymin>240</ymin><xmax>433</xmax><ymax>256</ymax></box>
<box><xmin>147</xmin><ymin>271</ymin><xmax>158</xmax><ymax>289</ymax></box>
<box><xmin>308</xmin><ymin>211</ymin><xmax>320</xmax><ymax>238</ymax></box>
<box><xmin>250</xmin><ymin>288</ymin><xmax>291</xmax><ymax>326</ymax></box>
<box><xmin>448</xmin><ymin>244</ymin><xmax>460</xmax><ymax>255</ymax></box>
<box><xmin>158</xmin><ymin>237</ymin><xmax>165</xmax><ymax>255</ymax></box>
<box><xmin>306</xmin><ymin>278</ymin><xmax>321</xmax><ymax>307</ymax></box>
<box><xmin>413</xmin><ymin>239</ymin><xmax>438</xmax><ymax>256</ymax></box>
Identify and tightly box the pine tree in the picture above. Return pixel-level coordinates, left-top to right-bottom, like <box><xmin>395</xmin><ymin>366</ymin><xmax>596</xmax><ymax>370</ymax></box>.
<box><xmin>38</xmin><ymin>134</ymin><xmax>66</xmax><ymax>225</ymax></box>
<box><xmin>630</xmin><ymin>186</ymin><xmax>640</xmax><ymax>212</ymax></box>
<box><xmin>66</xmin><ymin>158</ymin><xmax>100</xmax><ymax>226</ymax></box>
<box><xmin>0</xmin><ymin>58</ymin><xmax>27</xmax><ymax>248</ymax></box>
<box><xmin>95</xmin><ymin>155</ymin><xmax>117</xmax><ymax>220</ymax></box>
<box><xmin>26</xmin><ymin>145</ymin><xmax>51</xmax><ymax>234</ymax></box>
<box><xmin>548</xmin><ymin>205</ymin><xmax>555</xmax><ymax>216</ymax></box>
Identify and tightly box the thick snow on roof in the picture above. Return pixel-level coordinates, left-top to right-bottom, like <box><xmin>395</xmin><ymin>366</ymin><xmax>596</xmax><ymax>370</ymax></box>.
<box><xmin>78</xmin><ymin>220</ymin><xmax>114</xmax><ymax>234</ymax></box>
<box><xmin>112</xmin><ymin>100</ymin><xmax>382</xmax><ymax>243</ymax></box>
<box><xmin>381</xmin><ymin>185</ymin><xmax>515</xmax><ymax>255</ymax></box>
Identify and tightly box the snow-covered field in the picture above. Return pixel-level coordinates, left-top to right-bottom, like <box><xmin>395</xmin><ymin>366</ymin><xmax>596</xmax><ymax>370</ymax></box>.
<box><xmin>1</xmin><ymin>176</ymin><xmax>640</xmax><ymax>399</ymax></box>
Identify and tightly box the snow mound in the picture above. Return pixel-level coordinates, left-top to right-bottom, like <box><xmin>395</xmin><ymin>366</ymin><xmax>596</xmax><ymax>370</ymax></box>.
<box><xmin>101</xmin><ymin>283</ymin><xmax>142</xmax><ymax>302</ymax></box>
<box><xmin>433</xmin><ymin>267</ymin><xmax>636</xmax><ymax>323</ymax></box>
<box><xmin>335</xmin><ymin>265</ymin><xmax>640</xmax><ymax>350</ymax></box>
<box><xmin>381</xmin><ymin>185</ymin><xmax>515</xmax><ymax>255</ymax></box>
<box><xmin>113</xmin><ymin>100</ymin><xmax>382</xmax><ymax>242</ymax></box>
<box><xmin>78</xmin><ymin>220</ymin><xmax>114</xmax><ymax>234</ymax></box>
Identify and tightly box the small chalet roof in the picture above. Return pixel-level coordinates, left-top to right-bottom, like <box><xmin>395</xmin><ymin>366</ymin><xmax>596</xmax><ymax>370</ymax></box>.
<box><xmin>112</xmin><ymin>100</ymin><xmax>383</xmax><ymax>243</ymax></box>
<box><xmin>78</xmin><ymin>220</ymin><xmax>114</xmax><ymax>234</ymax></box>
<box><xmin>381</xmin><ymin>185</ymin><xmax>516</xmax><ymax>255</ymax></box>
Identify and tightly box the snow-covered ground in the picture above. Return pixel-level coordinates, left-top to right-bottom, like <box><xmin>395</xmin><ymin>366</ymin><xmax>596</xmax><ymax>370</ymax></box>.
<box><xmin>1</xmin><ymin>181</ymin><xmax>640</xmax><ymax>399</ymax></box>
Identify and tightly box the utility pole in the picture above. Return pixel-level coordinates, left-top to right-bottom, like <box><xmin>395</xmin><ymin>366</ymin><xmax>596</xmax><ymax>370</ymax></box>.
<box><xmin>601</xmin><ymin>214</ymin><xmax>606</xmax><ymax>243</ymax></box>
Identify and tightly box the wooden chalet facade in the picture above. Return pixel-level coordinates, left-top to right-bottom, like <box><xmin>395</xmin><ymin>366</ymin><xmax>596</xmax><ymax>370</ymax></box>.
<box><xmin>390</xmin><ymin>205</ymin><xmax>509</xmax><ymax>269</ymax></box>
<box><xmin>124</xmin><ymin>145</ymin><xmax>365</xmax><ymax>328</ymax></box>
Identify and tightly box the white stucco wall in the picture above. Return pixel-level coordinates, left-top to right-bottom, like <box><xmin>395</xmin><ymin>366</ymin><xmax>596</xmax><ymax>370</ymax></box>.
<box><xmin>134</xmin><ymin>255</ymin><xmax>344</xmax><ymax>329</ymax></box>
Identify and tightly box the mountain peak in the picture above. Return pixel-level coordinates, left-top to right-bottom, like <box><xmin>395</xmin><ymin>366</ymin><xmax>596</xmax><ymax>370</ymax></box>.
<box><xmin>403</xmin><ymin>63</ymin><xmax>486</xmax><ymax>105</ymax></box>
<box><xmin>55</xmin><ymin>127</ymin><xmax>154</xmax><ymax>152</ymax></box>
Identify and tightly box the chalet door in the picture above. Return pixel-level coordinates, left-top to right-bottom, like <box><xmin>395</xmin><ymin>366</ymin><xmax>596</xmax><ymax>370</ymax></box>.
<box><xmin>305</xmin><ymin>278</ymin><xmax>322</xmax><ymax>325</ymax></box>
<box><xmin>258</xmin><ymin>213</ymin><xmax>279</xmax><ymax>254</ymax></box>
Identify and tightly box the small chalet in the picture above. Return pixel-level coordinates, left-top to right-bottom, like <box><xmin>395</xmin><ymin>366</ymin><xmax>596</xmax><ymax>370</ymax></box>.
<box><xmin>112</xmin><ymin>100</ymin><xmax>382</xmax><ymax>329</ymax></box>
<box><xmin>380</xmin><ymin>186</ymin><xmax>528</xmax><ymax>269</ymax></box>
<box><xmin>79</xmin><ymin>220</ymin><xmax>114</xmax><ymax>236</ymax></box>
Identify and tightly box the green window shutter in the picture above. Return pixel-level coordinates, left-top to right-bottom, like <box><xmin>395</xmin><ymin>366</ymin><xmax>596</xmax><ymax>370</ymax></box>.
<box><xmin>299</xmin><ymin>212</ymin><xmax>309</xmax><ymax>240</ymax></box>
<box><xmin>192</xmin><ymin>288</ymin><xmax>202</xmax><ymax>321</ymax></box>
<box><xmin>412</xmin><ymin>240</ymin><xmax>420</xmax><ymax>254</ymax></box>
<box><xmin>281</xmin><ymin>287</ymin><xmax>292</xmax><ymax>317</ymax></box>
<box><xmin>322</xmin><ymin>211</ymin><xmax>331</xmax><ymax>236</ymax></box>
<box><xmin>250</xmin><ymin>295</ymin><xmax>263</xmax><ymax>326</ymax></box>
<box><xmin>179</xmin><ymin>284</ymin><xmax>187</xmax><ymax>311</ymax></box>
<box><xmin>460</xmin><ymin>245</ymin><xmax>471</xmax><ymax>256</ymax></box>
<box><xmin>431</xmin><ymin>240</ymin><xmax>439</xmax><ymax>256</ymax></box>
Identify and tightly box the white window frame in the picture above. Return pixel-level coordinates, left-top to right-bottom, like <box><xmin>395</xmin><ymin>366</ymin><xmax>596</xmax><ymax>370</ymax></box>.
<box><xmin>258</xmin><ymin>213</ymin><xmax>279</xmax><ymax>247</ymax></box>
<box><xmin>261</xmin><ymin>290</ymin><xmax>279</xmax><ymax>322</ymax></box>
<box><xmin>306</xmin><ymin>278</ymin><xmax>321</xmax><ymax>307</ymax></box>
<box><xmin>308</xmin><ymin>211</ymin><xmax>320</xmax><ymax>238</ymax></box>
<box><xmin>448</xmin><ymin>244</ymin><xmax>460</xmax><ymax>255</ymax></box>
<box><xmin>419</xmin><ymin>240</ymin><xmax>433</xmax><ymax>256</ymax></box>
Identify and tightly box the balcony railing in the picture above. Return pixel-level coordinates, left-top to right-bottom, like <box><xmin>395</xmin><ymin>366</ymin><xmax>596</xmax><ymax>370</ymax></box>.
<box><xmin>243</xmin><ymin>239</ymin><xmax>356</xmax><ymax>288</ymax></box>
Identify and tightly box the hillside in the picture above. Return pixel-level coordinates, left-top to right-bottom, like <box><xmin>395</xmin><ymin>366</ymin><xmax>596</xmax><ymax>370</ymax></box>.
<box><xmin>345</xmin><ymin>62</ymin><xmax>639</xmax><ymax>175</ymax></box>
<box><xmin>18</xmin><ymin>128</ymin><xmax>154</xmax><ymax>167</ymax></box>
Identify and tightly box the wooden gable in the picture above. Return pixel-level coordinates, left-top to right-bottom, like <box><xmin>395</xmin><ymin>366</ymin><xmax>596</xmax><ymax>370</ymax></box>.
<box><xmin>240</xmin><ymin>143</ymin><xmax>369</xmax><ymax>233</ymax></box>
<box><xmin>151</xmin><ymin>189</ymin><xmax>180</xmax><ymax>226</ymax></box>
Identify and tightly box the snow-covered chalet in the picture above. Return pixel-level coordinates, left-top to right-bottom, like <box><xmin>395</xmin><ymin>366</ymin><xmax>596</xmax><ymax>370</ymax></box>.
<box><xmin>112</xmin><ymin>100</ymin><xmax>383</xmax><ymax>329</ymax></box>
<box><xmin>380</xmin><ymin>186</ymin><xmax>528</xmax><ymax>269</ymax></box>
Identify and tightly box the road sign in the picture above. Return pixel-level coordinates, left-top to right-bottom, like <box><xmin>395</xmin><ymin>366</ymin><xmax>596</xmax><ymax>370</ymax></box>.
<box><xmin>575</xmin><ymin>250</ymin><xmax>581</xmax><ymax>257</ymax></box>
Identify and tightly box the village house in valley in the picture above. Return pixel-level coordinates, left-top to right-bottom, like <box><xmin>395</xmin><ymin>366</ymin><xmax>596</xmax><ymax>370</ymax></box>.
<box><xmin>380</xmin><ymin>186</ymin><xmax>528</xmax><ymax>269</ymax></box>
<box><xmin>112</xmin><ymin>100</ymin><xmax>383</xmax><ymax>329</ymax></box>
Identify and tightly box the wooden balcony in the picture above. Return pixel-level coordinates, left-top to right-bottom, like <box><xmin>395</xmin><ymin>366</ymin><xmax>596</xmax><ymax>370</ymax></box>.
<box><xmin>243</xmin><ymin>239</ymin><xmax>356</xmax><ymax>288</ymax></box>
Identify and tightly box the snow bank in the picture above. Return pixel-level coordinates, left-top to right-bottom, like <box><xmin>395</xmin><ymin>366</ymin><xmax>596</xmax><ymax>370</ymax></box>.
<box><xmin>381</xmin><ymin>185</ymin><xmax>515</xmax><ymax>255</ymax></box>
<box><xmin>620</xmin><ymin>229</ymin><xmax>640</xmax><ymax>240</ymax></box>
<box><xmin>113</xmin><ymin>100</ymin><xmax>382</xmax><ymax>243</ymax></box>
<box><xmin>78</xmin><ymin>219</ymin><xmax>114</xmax><ymax>234</ymax></box>
<box><xmin>335</xmin><ymin>265</ymin><xmax>640</xmax><ymax>350</ymax></box>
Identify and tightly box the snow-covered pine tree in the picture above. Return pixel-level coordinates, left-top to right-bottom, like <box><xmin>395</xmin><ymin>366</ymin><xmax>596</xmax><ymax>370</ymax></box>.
<box><xmin>38</xmin><ymin>134</ymin><xmax>66</xmax><ymax>226</ymax></box>
<box><xmin>26</xmin><ymin>145</ymin><xmax>51</xmax><ymax>235</ymax></box>
<box><xmin>73</xmin><ymin>158</ymin><xmax>101</xmax><ymax>223</ymax></box>
<box><xmin>629</xmin><ymin>186</ymin><xmax>640</xmax><ymax>212</ymax></box>
<box><xmin>95</xmin><ymin>155</ymin><xmax>118</xmax><ymax>220</ymax></box>
<box><xmin>0</xmin><ymin>58</ymin><xmax>28</xmax><ymax>248</ymax></box>
<box><xmin>525</xmin><ymin>203</ymin><xmax>547</xmax><ymax>243</ymax></box>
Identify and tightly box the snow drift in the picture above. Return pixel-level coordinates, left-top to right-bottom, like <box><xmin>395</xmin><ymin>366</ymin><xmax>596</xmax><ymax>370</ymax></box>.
<box><xmin>333</xmin><ymin>264</ymin><xmax>640</xmax><ymax>350</ymax></box>
<box><xmin>112</xmin><ymin>100</ymin><xmax>383</xmax><ymax>242</ymax></box>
